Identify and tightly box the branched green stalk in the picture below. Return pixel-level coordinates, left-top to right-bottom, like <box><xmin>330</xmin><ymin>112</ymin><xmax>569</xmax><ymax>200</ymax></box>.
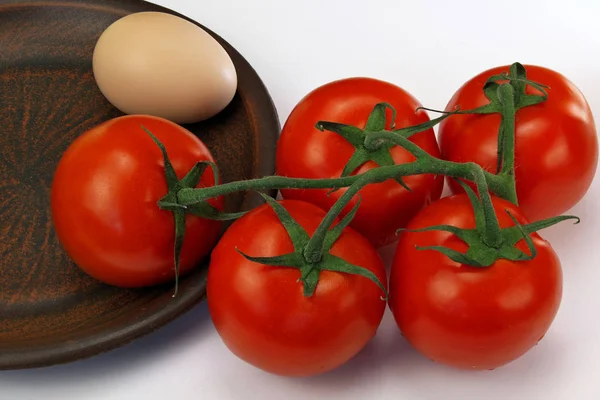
<box><xmin>301</xmin><ymin>141</ymin><xmax>509</xmax><ymax>263</ymax></box>
<box><xmin>497</xmin><ymin>83</ymin><xmax>519</xmax><ymax>204</ymax></box>
<box><xmin>177</xmin><ymin>135</ymin><xmax>512</xmax><ymax>206</ymax></box>
<box><xmin>469</xmin><ymin>167</ymin><xmax>503</xmax><ymax>248</ymax></box>
<box><xmin>178</xmin><ymin>174</ymin><xmax>357</xmax><ymax>205</ymax></box>
<box><xmin>143</xmin><ymin>61</ymin><xmax>577</xmax><ymax>292</ymax></box>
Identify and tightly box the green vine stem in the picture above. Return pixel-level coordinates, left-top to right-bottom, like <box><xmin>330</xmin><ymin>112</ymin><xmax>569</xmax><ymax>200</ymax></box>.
<box><xmin>176</xmin><ymin>153</ymin><xmax>512</xmax><ymax>206</ymax></box>
<box><xmin>302</xmin><ymin>138</ymin><xmax>578</xmax><ymax>270</ymax></box>
<box><xmin>469</xmin><ymin>167</ymin><xmax>503</xmax><ymax>248</ymax></box>
<box><xmin>300</xmin><ymin>143</ymin><xmax>502</xmax><ymax>264</ymax></box>
<box><xmin>145</xmin><ymin>61</ymin><xmax>576</xmax><ymax>296</ymax></box>
<box><xmin>497</xmin><ymin>83</ymin><xmax>518</xmax><ymax>203</ymax></box>
<box><xmin>177</xmin><ymin>61</ymin><xmax>552</xmax><ymax>208</ymax></box>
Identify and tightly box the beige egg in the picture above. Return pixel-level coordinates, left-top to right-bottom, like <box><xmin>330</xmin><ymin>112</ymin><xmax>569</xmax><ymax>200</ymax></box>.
<box><xmin>92</xmin><ymin>11</ymin><xmax>237</xmax><ymax>124</ymax></box>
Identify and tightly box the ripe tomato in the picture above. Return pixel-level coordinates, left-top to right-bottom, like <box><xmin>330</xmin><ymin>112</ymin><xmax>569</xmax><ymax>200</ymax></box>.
<box><xmin>439</xmin><ymin>64</ymin><xmax>598</xmax><ymax>221</ymax></box>
<box><xmin>276</xmin><ymin>77</ymin><xmax>444</xmax><ymax>248</ymax></box>
<box><xmin>388</xmin><ymin>194</ymin><xmax>562</xmax><ymax>370</ymax></box>
<box><xmin>207</xmin><ymin>199</ymin><xmax>387</xmax><ymax>377</ymax></box>
<box><xmin>51</xmin><ymin>115</ymin><xmax>223</xmax><ymax>288</ymax></box>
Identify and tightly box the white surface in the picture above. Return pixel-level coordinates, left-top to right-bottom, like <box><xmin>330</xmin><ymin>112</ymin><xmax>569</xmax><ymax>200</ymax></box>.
<box><xmin>2</xmin><ymin>0</ymin><xmax>600</xmax><ymax>399</ymax></box>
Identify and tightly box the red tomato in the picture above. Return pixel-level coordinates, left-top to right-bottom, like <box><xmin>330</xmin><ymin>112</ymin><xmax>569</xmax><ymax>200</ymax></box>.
<box><xmin>276</xmin><ymin>77</ymin><xmax>444</xmax><ymax>248</ymax></box>
<box><xmin>207</xmin><ymin>199</ymin><xmax>387</xmax><ymax>377</ymax></box>
<box><xmin>439</xmin><ymin>64</ymin><xmax>598</xmax><ymax>221</ymax></box>
<box><xmin>51</xmin><ymin>115</ymin><xmax>223</xmax><ymax>288</ymax></box>
<box><xmin>388</xmin><ymin>194</ymin><xmax>562</xmax><ymax>370</ymax></box>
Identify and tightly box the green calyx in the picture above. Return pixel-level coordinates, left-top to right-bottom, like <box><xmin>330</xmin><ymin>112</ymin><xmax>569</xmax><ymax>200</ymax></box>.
<box><xmin>399</xmin><ymin>179</ymin><xmax>580</xmax><ymax>267</ymax></box>
<box><xmin>316</xmin><ymin>102</ymin><xmax>455</xmax><ymax>191</ymax></box>
<box><xmin>237</xmin><ymin>193</ymin><xmax>387</xmax><ymax>299</ymax></box>
<box><xmin>143</xmin><ymin>126</ymin><xmax>247</xmax><ymax>296</ymax></box>
<box><xmin>459</xmin><ymin>62</ymin><xmax>549</xmax><ymax>116</ymax></box>
<box><xmin>415</xmin><ymin>62</ymin><xmax>549</xmax><ymax>119</ymax></box>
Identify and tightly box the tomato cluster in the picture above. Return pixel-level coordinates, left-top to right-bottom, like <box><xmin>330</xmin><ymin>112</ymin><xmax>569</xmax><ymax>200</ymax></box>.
<box><xmin>51</xmin><ymin>63</ymin><xmax>597</xmax><ymax>377</ymax></box>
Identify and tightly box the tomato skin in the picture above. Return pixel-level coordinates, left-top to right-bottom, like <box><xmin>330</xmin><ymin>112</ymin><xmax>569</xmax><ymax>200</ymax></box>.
<box><xmin>51</xmin><ymin>115</ymin><xmax>223</xmax><ymax>288</ymax></box>
<box><xmin>207</xmin><ymin>199</ymin><xmax>387</xmax><ymax>377</ymax></box>
<box><xmin>439</xmin><ymin>64</ymin><xmax>598</xmax><ymax>221</ymax></box>
<box><xmin>276</xmin><ymin>77</ymin><xmax>444</xmax><ymax>248</ymax></box>
<box><xmin>389</xmin><ymin>194</ymin><xmax>562</xmax><ymax>370</ymax></box>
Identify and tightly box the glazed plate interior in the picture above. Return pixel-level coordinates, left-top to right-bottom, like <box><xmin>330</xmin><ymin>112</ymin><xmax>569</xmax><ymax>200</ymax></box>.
<box><xmin>0</xmin><ymin>0</ymin><xmax>279</xmax><ymax>370</ymax></box>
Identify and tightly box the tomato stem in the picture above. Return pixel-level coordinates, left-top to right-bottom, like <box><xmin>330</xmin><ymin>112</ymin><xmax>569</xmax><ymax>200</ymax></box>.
<box><xmin>177</xmin><ymin>145</ymin><xmax>512</xmax><ymax>207</ymax></box>
<box><xmin>469</xmin><ymin>167</ymin><xmax>503</xmax><ymax>248</ymax></box>
<box><xmin>143</xmin><ymin>126</ymin><xmax>188</xmax><ymax>296</ymax></box>
<box><xmin>497</xmin><ymin>83</ymin><xmax>519</xmax><ymax>204</ymax></box>
<box><xmin>303</xmin><ymin>170</ymin><xmax>378</xmax><ymax>264</ymax></box>
<box><xmin>361</xmin><ymin>129</ymin><xmax>516</xmax><ymax>201</ymax></box>
<box><xmin>449</xmin><ymin>62</ymin><xmax>549</xmax><ymax>206</ymax></box>
<box><xmin>179</xmin><ymin>157</ymin><xmax>514</xmax><ymax>206</ymax></box>
<box><xmin>301</xmin><ymin>143</ymin><xmax>508</xmax><ymax>263</ymax></box>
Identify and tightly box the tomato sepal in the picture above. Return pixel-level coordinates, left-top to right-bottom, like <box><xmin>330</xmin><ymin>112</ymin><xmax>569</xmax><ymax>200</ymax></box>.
<box><xmin>398</xmin><ymin>179</ymin><xmax>580</xmax><ymax>268</ymax></box>
<box><xmin>315</xmin><ymin>118</ymin><xmax>410</xmax><ymax>191</ymax></box>
<box><xmin>315</xmin><ymin>102</ymin><xmax>456</xmax><ymax>193</ymax></box>
<box><xmin>143</xmin><ymin>125</ymin><xmax>192</xmax><ymax>296</ymax></box>
<box><xmin>437</xmin><ymin>62</ymin><xmax>550</xmax><ymax>117</ymax></box>
<box><xmin>319</xmin><ymin>254</ymin><xmax>387</xmax><ymax>300</ymax></box>
<box><xmin>502</xmin><ymin>213</ymin><xmax>581</xmax><ymax>247</ymax></box>
<box><xmin>235</xmin><ymin>193</ymin><xmax>388</xmax><ymax>298</ymax></box>
<box><xmin>143</xmin><ymin>126</ymin><xmax>240</xmax><ymax>295</ymax></box>
<box><xmin>171</xmin><ymin>208</ymin><xmax>186</xmax><ymax>295</ymax></box>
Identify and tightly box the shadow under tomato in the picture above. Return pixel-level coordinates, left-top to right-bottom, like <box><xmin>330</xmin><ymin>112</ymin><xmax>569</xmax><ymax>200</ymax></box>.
<box><xmin>287</xmin><ymin>309</ymin><xmax>418</xmax><ymax>388</ymax></box>
<box><xmin>0</xmin><ymin>301</ymin><xmax>213</xmax><ymax>383</ymax></box>
<box><xmin>288</xmin><ymin>303</ymin><xmax>570</xmax><ymax>394</ymax></box>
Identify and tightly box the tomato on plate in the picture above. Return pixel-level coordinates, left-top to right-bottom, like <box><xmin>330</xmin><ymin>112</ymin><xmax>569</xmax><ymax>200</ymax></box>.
<box><xmin>439</xmin><ymin>64</ymin><xmax>598</xmax><ymax>221</ymax></box>
<box><xmin>276</xmin><ymin>77</ymin><xmax>444</xmax><ymax>248</ymax></box>
<box><xmin>51</xmin><ymin>115</ymin><xmax>223</xmax><ymax>288</ymax></box>
<box><xmin>207</xmin><ymin>199</ymin><xmax>387</xmax><ymax>377</ymax></box>
<box><xmin>388</xmin><ymin>194</ymin><xmax>563</xmax><ymax>370</ymax></box>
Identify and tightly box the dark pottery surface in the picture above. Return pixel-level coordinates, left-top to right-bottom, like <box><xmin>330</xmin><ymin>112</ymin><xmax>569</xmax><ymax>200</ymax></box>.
<box><xmin>0</xmin><ymin>0</ymin><xmax>279</xmax><ymax>370</ymax></box>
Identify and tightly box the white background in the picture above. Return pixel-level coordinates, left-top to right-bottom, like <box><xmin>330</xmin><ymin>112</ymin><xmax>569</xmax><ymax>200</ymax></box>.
<box><xmin>2</xmin><ymin>0</ymin><xmax>600</xmax><ymax>399</ymax></box>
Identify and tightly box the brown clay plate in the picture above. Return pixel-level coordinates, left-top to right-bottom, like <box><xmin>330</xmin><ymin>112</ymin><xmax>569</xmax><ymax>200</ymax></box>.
<box><xmin>0</xmin><ymin>0</ymin><xmax>279</xmax><ymax>369</ymax></box>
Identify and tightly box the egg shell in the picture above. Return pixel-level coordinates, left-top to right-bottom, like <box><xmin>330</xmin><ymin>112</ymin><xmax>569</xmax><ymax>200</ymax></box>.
<box><xmin>92</xmin><ymin>11</ymin><xmax>237</xmax><ymax>124</ymax></box>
